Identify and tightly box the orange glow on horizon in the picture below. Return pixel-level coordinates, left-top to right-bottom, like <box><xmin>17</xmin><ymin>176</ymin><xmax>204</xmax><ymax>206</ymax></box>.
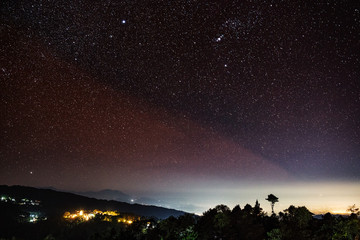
<box><xmin>330</xmin><ymin>210</ymin><xmax>350</xmax><ymax>215</ymax></box>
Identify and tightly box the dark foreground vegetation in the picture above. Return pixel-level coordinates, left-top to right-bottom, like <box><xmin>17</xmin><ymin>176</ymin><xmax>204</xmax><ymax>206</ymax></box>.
<box><xmin>1</xmin><ymin>201</ymin><xmax>360</xmax><ymax>240</ymax></box>
<box><xmin>1</xmin><ymin>186</ymin><xmax>359</xmax><ymax>240</ymax></box>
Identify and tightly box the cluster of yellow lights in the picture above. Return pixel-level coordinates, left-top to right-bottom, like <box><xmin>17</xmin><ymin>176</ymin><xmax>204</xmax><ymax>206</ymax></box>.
<box><xmin>63</xmin><ymin>209</ymin><xmax>137</xmax><ymax>224</ymax></box>
<box><xmin>63</xmin><ymin>210</ymin><xmax>95</xmax><ymax>221</ymax></box>
<box><xmin>118</xmin><ymin>219</ymin><xmax>133</xmax><ymax>224</ymax></box>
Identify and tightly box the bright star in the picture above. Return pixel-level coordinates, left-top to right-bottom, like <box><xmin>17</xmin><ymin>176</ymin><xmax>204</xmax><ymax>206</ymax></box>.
<box><xmin>215</xmin><ymin>34</ymin><xmax>224</xmax><ymax>42</ymax></box>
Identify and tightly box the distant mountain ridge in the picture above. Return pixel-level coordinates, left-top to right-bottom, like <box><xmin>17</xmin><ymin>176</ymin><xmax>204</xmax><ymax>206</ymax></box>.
<box><xmin>0</xmin><ymin>185</ymin><xmax>186</xmax><ymax>219</ymax></box>
<box><xmin>73</xmin><ymin>189</ymin><xmax>169</xmax><ymax>207</ymax></box>
<box><xmin>73</xmin><ymin>189</ymin><xmax>131</xmax><ymax>203</ymax></box>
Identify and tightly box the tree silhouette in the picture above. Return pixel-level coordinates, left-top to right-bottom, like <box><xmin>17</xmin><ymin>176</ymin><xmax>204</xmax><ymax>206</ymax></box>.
<box><xmin>266</xmin><ymin>194</ymin><xmax>279</xmax><ymax>214</ymax></box>
<box><xmin>253</xmin><ymin>200</ymin><xmax>263</xmax><ymax>216</ymax></box>
<box><xmin>347</xmin><ymin>204</ymin><xmax>360</xmax><ymax>215</ymax></box>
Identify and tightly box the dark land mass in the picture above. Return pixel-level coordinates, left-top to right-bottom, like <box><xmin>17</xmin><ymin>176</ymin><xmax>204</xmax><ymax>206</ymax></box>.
<box><xmin>74</xmin><ymin>189</ymin><xmax>168</xmax><ymax>207</ymax></box>
<box><xmin>0</xmin><ymin>185</ymin><xmax>186</xmax><ymax>219</ymax></box>
<box><xmin>0</xmin><ymin>185</ymin><xmax>359</xmax><ymax>240</ymax></box>
<box><xmin>73</xmin><ymin>189</ymin><xmax>132</xmax><ymax>203</ymax></box>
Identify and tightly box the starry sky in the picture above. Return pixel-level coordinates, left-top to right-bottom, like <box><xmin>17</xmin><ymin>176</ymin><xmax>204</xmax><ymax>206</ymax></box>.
<box><xmin>1</xmin><ymin>0</ymin><xmax>359</xmax><ymax>214</ymax></box>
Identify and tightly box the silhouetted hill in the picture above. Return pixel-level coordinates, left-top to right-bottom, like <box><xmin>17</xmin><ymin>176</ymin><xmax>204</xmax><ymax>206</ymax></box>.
<box><xmin>74</xmin><ymin>189</ymin><xmax>167</xmax><ymax>207</ymax></box>
<box><xmin>0</xmin><ymin>185</ymin><xmax>186</xmax><ymax>219</ymax></box>
<box><xmin>73</xmin><ymin>189</ymin><xmax>131</xmax><ymax>203</ymax></box>
<box><xmin>313</xmin><ymin>214</ymin><xmax>352</xmax><ymax>219</ymax></box>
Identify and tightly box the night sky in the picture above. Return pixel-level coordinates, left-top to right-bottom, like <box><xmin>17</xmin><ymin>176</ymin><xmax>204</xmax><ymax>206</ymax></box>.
<box><xmin>1</xmin><ymin>0</ymin><xmax>359</xmax><ymax>214</ymax></box>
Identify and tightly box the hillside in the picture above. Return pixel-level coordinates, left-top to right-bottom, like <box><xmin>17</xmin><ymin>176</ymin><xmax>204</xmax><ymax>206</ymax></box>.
<box><xmin>0</xmin><ymin>185</ymin><xmax>186</xmax><ymax>219</ymax></box>
<box><xmin>73</xmin><ymin>189</ymin><xmax>132</xmax><ymax>203</ymax></box>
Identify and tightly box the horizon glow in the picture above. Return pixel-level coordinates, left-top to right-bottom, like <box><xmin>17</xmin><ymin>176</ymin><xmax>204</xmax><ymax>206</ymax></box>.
<box><xmin>123</xmin><ymin>180</ymin><xmax>360</xmax><ymax>215</ymax></box>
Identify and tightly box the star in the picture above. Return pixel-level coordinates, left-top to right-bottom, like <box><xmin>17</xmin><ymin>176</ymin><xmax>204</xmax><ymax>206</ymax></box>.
<box><xmin>215</xmin><ymin>34</ymin><xmax>224</xmax><ymax>42</ymax></box>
